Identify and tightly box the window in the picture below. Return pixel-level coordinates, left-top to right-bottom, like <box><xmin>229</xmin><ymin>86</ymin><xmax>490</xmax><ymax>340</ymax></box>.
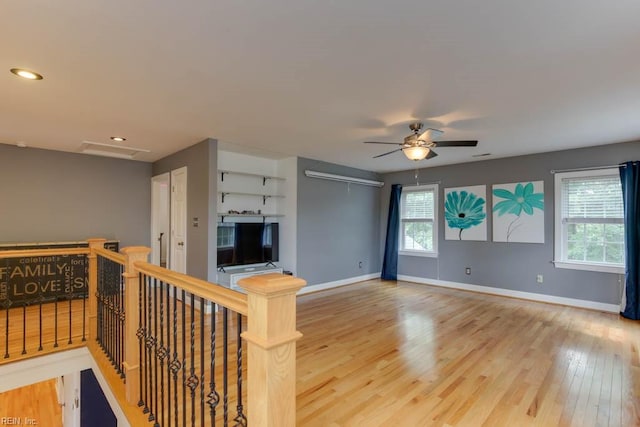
<box><xmin>399</xmin><ymin>184</ymin><xmax>438</xmax><ymax>257</ymax></box>
<box><xmin>554</xmin><ymin>169</ymin><xmax>624</xmax><ymax>273</ymax></box>
<box><xmin>217</xmin><ymin>223</ymin><xmax>235</xmax><ymax>248</ymax></box>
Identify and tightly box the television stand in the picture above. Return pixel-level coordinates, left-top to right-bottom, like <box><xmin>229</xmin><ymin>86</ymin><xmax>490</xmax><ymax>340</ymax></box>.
<box><xmin>216</xmin><ymin>264</ymin><xmax>283</xmax><ymax>291</ymax></box>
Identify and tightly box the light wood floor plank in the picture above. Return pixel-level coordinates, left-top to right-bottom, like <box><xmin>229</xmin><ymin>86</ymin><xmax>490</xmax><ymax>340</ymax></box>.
<box><xmin>0</xmin><ymin>378</ymin><xmax>62</xmax><ymax>426</ymax></box>
<box><xmin>295</xmin><ymin>280</ymin><xmax>640</xmax><ymax>426</ymax></box>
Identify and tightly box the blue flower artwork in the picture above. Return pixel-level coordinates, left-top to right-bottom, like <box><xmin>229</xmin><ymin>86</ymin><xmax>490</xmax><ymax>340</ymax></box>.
<box><xmin>444</xmin><ymin>186</ymin><xmax>487</xmax><ymax>241</ymax></box>
<box><xmin>492</xmin><ymin>181</ymin><xmax>545</xmax><ymax>243</ymax></box>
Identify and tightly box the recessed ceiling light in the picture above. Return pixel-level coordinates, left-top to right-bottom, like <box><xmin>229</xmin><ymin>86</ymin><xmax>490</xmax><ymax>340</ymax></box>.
<box><xmin>10</xmin><ymin>68</ymin><xmax>43</xmax><ymax>80</ymax></box>
<box><xmin>110</xmin><ymin>136</ymin><xmax>126</xmax><ymax>142</ymax></box>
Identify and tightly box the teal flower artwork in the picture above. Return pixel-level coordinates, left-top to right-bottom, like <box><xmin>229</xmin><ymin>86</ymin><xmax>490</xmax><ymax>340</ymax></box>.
<box><xmin>444</xmin><ymin>190</ymin><xmax>486</xmax><ymax>240</ymax></box>
<box><xmin>492</xmin><ymin>182</ymin><xmax>544</xmax><ymax>242</ymax></box>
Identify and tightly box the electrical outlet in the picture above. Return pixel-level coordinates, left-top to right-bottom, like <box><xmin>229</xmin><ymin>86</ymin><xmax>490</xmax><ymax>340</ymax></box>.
<box><xmin>537</xmin><ymin>274</ymin><xmax>543</xmax><ymax>283</ymax></box>
<box><xmin>465</xmin><ymin>267</ymin><xmax>471</xmax><ymax>275</ymax></box>
<box><xmin>358</xmin><ymin>261</ymin><xmax>363</xmax><ymax>269</ymax></box>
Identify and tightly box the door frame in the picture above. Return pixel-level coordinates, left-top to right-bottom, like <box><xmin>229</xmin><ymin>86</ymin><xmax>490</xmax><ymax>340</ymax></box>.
<box><xmin>170</xmin><ymin>166</ymin><xmax>188</xmax><ymax>274</ymax></box>
<box><xmin>150</xmin><ymin>173</ymin><xmax>171</xmax><ymax>267</ymax></box>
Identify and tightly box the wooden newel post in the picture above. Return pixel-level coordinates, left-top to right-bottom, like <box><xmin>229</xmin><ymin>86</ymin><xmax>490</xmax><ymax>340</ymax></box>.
<box><xmin>87</xmin><ymin>238</ymin><xmax>106</xmax><ymax>342</ymax></box>
<box><xmin>239</xmin><ymin>273</ymin><xmax>306</xmax><ymax>427</ymax></box>
<box><xmin>120</xmin><ymin>246</ymin><xmax>151</xmax><ymax>406</ymax></box>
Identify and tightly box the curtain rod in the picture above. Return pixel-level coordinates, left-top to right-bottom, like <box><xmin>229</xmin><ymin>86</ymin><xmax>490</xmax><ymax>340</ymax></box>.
<box><xmin>550</xmin><ymin>164</ymin><xmax>626</xmax><ymax>174</ymax></box>
<box><xmin>304</xmin><ymin>170</ymin><xmax>384</xmax><ymax>187</ymax></box>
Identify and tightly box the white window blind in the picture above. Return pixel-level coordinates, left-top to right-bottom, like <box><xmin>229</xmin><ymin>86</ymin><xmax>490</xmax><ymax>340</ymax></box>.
<box><xmin>402</xmin><ymin>191</ymin><xmax>435</xmax><ymax>219</ymax></box>
<box><xmin>561</xmin><ymin>175</ymin><xmax>623</xmax><ymax>222</ymax></box>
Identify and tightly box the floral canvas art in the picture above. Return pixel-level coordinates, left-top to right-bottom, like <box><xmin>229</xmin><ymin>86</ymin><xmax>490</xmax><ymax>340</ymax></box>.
<box><xmin>492</xmin><ymin>181</ymin><xmax>544</xmax><ymax>243</ymax></box>
<box><xmin>444</xmin><ymin>185</ymin><xmax>487</xmax><ymax>241</ymax></box>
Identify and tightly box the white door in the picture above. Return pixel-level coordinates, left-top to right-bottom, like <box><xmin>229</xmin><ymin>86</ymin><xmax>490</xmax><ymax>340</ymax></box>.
<box><xmin>151</xmin><ymin>173</ymin><xmax>170</xmax><ymax>267</ymax></box>
<box><xmin>170</xmin><ymin>167</ymin><xmax>187</xmax><ymax>274</ymax></box>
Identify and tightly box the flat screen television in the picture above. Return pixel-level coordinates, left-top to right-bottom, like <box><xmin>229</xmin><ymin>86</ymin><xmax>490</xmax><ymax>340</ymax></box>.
<box><xmin>217</xmin><ymin>222</ymin><xmax>279</xmax><ymax>268</ymax></box>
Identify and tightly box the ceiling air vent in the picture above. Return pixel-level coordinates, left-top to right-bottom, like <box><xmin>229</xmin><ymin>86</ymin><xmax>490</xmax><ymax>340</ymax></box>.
<box><xmin>80</xmin><ymin>140</ymin><xmax>150</xmax><ymax>160</ymax></box>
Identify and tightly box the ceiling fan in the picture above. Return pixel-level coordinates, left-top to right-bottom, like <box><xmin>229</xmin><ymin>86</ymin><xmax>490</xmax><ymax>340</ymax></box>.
<box><xmin>364</xmin><ymin>122</ymin><xmax>478</xmax><ymax>161</ymax></box>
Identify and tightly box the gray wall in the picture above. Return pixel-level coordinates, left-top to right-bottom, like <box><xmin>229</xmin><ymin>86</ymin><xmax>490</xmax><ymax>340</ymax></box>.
<box><xmin>381</xmin><ymin>140</ymin><xmax>640</xmax><ymax>305</ymax></box>
<box><xmin>0</xmin><ymin>144</ymin><xmax>151</xmax><ymax>247</ymax></box>
<box><xmin>297</xmin><ymin>157</ymin><xmax>382</xmax><ymax>286</ymax></box>
<box><xmin>152</xmin><ymin>139</ymin><xmax>218</xmax><ymax>281</ymax></box>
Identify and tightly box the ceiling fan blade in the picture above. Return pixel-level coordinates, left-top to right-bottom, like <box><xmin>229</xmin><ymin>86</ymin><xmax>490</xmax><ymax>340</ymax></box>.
<box><xmin>418</xmin><ymin>128</ymin><xmax>444</xmax><ymax>141</ymax></box>
<box><xmin>373</xmin><ymin>148</ymin><xmax>403</xmax><ymax>158</ymax></box>
<box><xmin>433</xmin><ymin>140</ymin><xmax>478</xmax><ymax>147</ymax></box>
<box><xmin>426</xmin><ymin>149</ymin><xmax>438</xmax><ymax>159</ymax></box>
<box><xmin>363</xmin><ymin>141</ymin><xmax>403</xmax><ymax>145</ymax></box>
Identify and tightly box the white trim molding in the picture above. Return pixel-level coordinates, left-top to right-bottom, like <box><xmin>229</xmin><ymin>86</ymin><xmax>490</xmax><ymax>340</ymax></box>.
<box><xmin>398</xmin><ymin>275</ymin><xmax>620</xmax><ymax>313</ymax></box>
<box><xmin>298</xmin><ymin>273</ymin><xmax>380</xmax><ymax>295</ymax></box>
<box><xmin>0</xmin><ymin>348</ymin><xmax>92</xmax><ymax>393</ymax></box>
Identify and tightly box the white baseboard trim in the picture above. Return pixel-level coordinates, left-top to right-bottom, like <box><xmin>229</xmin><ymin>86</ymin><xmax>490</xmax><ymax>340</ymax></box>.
<box><xmin>398</xmin><ymin>275</ymin><xmax>620</xmax><ymax>313</ymax></box>
<box><xmin>298</xmin><ymin>273</ymin><xmax>380</xmax><ymax>295</ymax></box>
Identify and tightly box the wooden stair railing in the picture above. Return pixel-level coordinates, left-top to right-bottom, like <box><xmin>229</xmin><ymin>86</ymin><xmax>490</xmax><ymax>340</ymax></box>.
<box><xmin>1</xmin><ymin>238</ymin><xmax>306</xmax><ymax>427</ymax></box>
<box><xmin>0</xmin><ymin>246</ymin><xmax>92</xmax><ymax>364</ymax></box>
<box><xmin>89</xmin><ymin>241</ymin><xmax>305</xmax><ymax>427</ymax></box>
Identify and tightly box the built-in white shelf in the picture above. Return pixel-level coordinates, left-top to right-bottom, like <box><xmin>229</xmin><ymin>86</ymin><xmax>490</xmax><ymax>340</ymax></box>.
<box><xmin>218</xmin><ymin>191</ymin><xmax>285</xmax><ymax>204</ymax></box>
<box><xmin>217</xmin><ymin>212</ymin><xmax>284</xmax><ymax>222</ymax></box>
<box><xmin>219</xmin><ymin>170</ymin><xmax>286</xmax><ymax>186</ymax></box>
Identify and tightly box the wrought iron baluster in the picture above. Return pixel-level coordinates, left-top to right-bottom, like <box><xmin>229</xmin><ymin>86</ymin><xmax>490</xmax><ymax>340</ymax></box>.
<box><xmin>112</xmin><ymin>260</ymin><xmax>119</xmax><ymax>372</ymax></box>
<box><xmin>187</xmin><ymin>293</ymin><xmax>198</xmax><ymax>427</ymax></box>
<box><xmin>22</xmin><ymin>303</ymin><xmax>27</xmax><ymax>355</ymax></box>
<box><xmin>165</xmin><ymin>282</ymin><xmax>172</xmax><ymax>427</ymax></box>
<box><xmin>3</xmin><ymin>299</ymin><xmax>10</xmax><ymax>359</ymax></box>
<box><xmin>119</xmin><ymin>263</ymin><xmax>125</xmax><ymax>378</ymax></box>
<box><xmin>142</xmin><ymin>274</ymin><xmax>149</xmax><ymax>415</ymax></box>
<box><xmin>171</xmin><ymin>285</ymin><xmax>180</xmax><ymax>427</ymax></box>
<box><xmin>82</xmin><ymin>255</ymin><xmax>87</xmax><ymax>342</ymax></box>
<box><xmin>146</xmin><ymin>274</ymin><xmax>156</xmax><ymax>423</ymax></box>
<box><xmin>200</xmin><ymin>297</ymin><xmax>206</xmax><ymax>425</ymax></box>
<box><xmin>223</xmin><ymin>307</ymin><xmax>229</xmax><ymax>426</ymax></box>
<box><xmin>97</xmin><ymin>257</ymin><xmax>102</xmax><ymax>346</ymax></box>
<box><xmin>110</xmin><ymin>260</ymin><xmax>115</xmax><ymax>365</ymax></box>
<box><xmin>38</xmin><ymin>293</ymin><xmax>43</xmax><ymax>351</ymax></box>
<box><xmin>137</xmin><ymin>273</ymin><xmax>145</xmax><ymax>409</ymax></box>
<box><xmin>208</xmin><ymin>303</ymin><xmax>219</xmax><ymax>427</ymax></box>
<box><xmin>67</xmin><ymin>284</ymin><xmax>73</xmax><ymax>345</ymax></box>
<box><xmin>54</xmin><ymin>296</ymin><xmax>59</xmax><ymax>348</ymax></box>
<box><xmin>3</xmin><ymin>259</ymin><xmax>11</xmax><ymax>359</ymax></box>
<box><xmin>158</xmin><ymin>279</ymin><xmax>167</xmax><ymax>427</ymax></box>
<box><xmin>182</xmin><ymin>289</ymin><xmax>187</xmax><ymax>427</ymax></box>
<box><xmin>115</xmin><ymin>261</ymin><xmax>121</xmax><ymax>375</ymax></box>
<box><xmin>105</xmin><ymin>259</ymin><xmax>112</xmax><ymax>360</ymax></box>
<box><xmin>234</xmin><ymin>314</ymin><xmax>246</xmax><ymax>426</ymax></box>
<box><xmin>153</xmin><ymin>278</ymin><xmax>159</xmax><ymax>427</ymax></box>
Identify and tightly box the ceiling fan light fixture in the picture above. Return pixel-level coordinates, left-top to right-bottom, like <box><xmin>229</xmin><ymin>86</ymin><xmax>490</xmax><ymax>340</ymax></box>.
<box><xmin>10</xmin><ymin>68</ymin><xmax>44</xmax><ymax>80</ymax></box>
<box><xmin>403</xmin><ymin>146</ymin><xmax>429</xmax><ymax>161</ymax></box>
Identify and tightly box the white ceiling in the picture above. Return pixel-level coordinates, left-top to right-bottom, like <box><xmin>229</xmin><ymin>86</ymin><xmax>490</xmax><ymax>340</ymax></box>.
<box><xmin>2</xmin><ymin>1</ymin><xmax>640</xmax><ymax>172</ymax></box>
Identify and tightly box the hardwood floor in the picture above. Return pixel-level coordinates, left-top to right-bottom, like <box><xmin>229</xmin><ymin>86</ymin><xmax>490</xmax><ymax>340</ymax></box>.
<box><xmin>0</xmin><ymin>299</ymin><xmax>86</xmax><ymax>365</ymax></box>
<box><xmin>0</xmin><ymin>378</ymin><xmax>62</xmax><ymax>426</ymax></box>
<box><xmin>295</xmin><ymin>280</ymin><xmax>640</xmax><ymax>426</ymax></box>
<box><xmin>1</xmin><ymin>279</ymin><xmax>638</xmax><ymax>426</ymax></box>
